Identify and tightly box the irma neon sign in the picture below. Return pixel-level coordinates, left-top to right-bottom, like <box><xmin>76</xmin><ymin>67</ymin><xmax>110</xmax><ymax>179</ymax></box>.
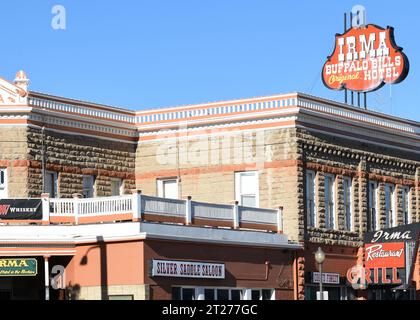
<box><xmin>322</xmin><ymin>24</ymin><xmax>409</xmax><ymax>92</ymax></box>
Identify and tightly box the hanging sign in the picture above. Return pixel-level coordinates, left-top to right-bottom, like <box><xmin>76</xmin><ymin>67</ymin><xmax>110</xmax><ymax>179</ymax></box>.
<box><xmin>151</xmin><ymin>259</ymin><xmax>225</xmax><ymax>279</ymax></box>
<box><xmin>322</xmin><ymin>24</ymin><xmax>409</xmax><ymax>92</ymax></box>
<box><xmin>0</xmin><ymin>199</ymin><xmax>43</xmax><ymax>220</ymax></box>
<box><xmin>363</xmin><ymin>223</ymin><xmax>420</xmax><ymax>285</ymax></box>
<box><xmin>0</xmin><ymin>258</ymin><xmax>38</xmax><ymax>276</ymax></box>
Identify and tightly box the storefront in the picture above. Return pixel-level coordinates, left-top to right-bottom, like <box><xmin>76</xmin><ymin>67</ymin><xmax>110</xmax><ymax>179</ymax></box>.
<box><xmin>0</xmin><ymin>218</ymin><xmax>301</xmax><ymax>300</ymax></box>
<box><xmin>303</xmin><ymin>244</ymin><xmax>359</xmax><ymax>300</ymax></box>
<box><xmin>144</xmin><ymin>238</ymin><xmax>299</xmax><ymax>300</ymax></box>
<box><xmin>304</xmin><ymin>271</ymin><xmax>355</xmax><ymax>300</ymax></box>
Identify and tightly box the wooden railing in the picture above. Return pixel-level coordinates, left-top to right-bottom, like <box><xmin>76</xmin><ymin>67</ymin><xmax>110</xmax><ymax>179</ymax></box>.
<box><xmin>45</xmin><ymin>192</ymin><xmax>283</xmax><ymax>232</ymax></box>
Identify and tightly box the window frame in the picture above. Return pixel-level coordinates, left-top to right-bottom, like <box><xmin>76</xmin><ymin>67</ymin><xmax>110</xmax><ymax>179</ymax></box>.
<box><xmin>0</xmin><ymin>168</ymin><xmax>7</xmax><ymax>198</ymax></box>
<box><xmin>110</xmin><ymin>178</ymin><xmax>124</xmax><ymax>196</ymax></box>
<box><xmin>172</xmin><ymin>286</ymin><xmax>274</xmax><ymax>301</ymax></box>
<box><xmin>343</xmin><ymin>176</ymin><xmax>353</xmax><ymax>231</ymax></box>
<box><xmin>44</xmin><ymin>171</ymin><xmax>59</xmax><ymax>198</ymax></box>
<box><xmin>306</xmin><ymin>170</ymin><xmax>317</xmax><ymax>228</ymax></box>
<box><xmin>385</xmin><ymin>183</ymin><xmax>396</xmax><ymax>228</ymax></box>
<box><xmin>324</xmin><ymin>173</ymin><xmax>336</xmax><ymax>229</ymax></box>
<box><xmin>402</xmin><ymin>186</ymin><xmax>411</xmax><ymax>225</ymax></box>
<box><xmin>82</xmin><ymin>175</ymin><xmax>96</xmax><ymax>198</ymax></box>
<box><xmin>235</xmin><ymin>171</ymin><xmax>259</xmax><ymax>208</ymax></box>
<box><xmin>368</xmin><ymin>181</ymin><xmax>379</xmax><ymax>231</ymax></box>
<box><xmin>157</xmin><ymin>177</ymin><xmax>179</xmax><ymax>199</ymax></box>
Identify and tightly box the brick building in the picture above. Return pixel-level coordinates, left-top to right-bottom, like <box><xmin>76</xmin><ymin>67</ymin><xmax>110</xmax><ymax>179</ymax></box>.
<box><xmin>0</xmin><ymin>71</ymin><xmax>419</xmax><ymax>300</ymax></box>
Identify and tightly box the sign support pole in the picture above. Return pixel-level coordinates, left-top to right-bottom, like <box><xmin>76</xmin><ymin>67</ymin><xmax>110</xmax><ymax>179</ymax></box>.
<box><xmin>364</xmin><ymin>93</ymin><xmax>367</xmax><ymax>110</ymax></box>
<box><xmin>44</xmin><ymin>256</ymin><xmax>50</xmax><ymax>301</ymax></box>
<box><xmin>344</xmin><ymin>13</ymin><xmax>348</xmax><ymax>104</ymax></box>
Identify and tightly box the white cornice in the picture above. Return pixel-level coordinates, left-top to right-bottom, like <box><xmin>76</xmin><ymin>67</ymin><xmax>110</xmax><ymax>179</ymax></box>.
<box><xmin>0</xmin><ymin>222</ymin><xmax>300</xmax><ymax>249</ymax></box>
<box><xmin>0</xmin><ymin>90</ymin><xmax>416</xmax><ymax>148</ymax></box>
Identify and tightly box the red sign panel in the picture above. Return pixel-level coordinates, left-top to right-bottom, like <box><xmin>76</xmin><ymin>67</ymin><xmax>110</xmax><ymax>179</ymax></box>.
<box><xmin>364</xmin><ymin>242</ymin><xmax>405</xmax><ymax>269</ymax></box>
<box><xmin>322</xmin><ymin>24</ymin><xmax>409</xmax><ymax>92</ymax></box>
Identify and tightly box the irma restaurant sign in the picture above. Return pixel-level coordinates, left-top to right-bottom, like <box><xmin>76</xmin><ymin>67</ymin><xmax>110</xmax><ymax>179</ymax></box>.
<box><xmin>0</xmin><ymin>259</ymin><xmax>38</xmax><ymax>276</ymax></box>
<box><xmin>363</xmin><ymin>223</ymin><xmax>420</xmax><ymax>286</ymax></box>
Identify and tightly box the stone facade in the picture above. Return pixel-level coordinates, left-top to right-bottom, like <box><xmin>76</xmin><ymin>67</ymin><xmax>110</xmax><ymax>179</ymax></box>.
<box><xmin>0</xmin><ymin>126</ymin><xmax>136</xmax><ymax>199</ymax></box>
<box><xmin>136</xmin><ymin>127</ymin><xmax>304</xmax><ymax>241</ymax></box>
<box><xmin>0</xmin><ymin>127</ymin><xmax>29</xmax><ymax>197</ymax></box>
<box><xmin>136</xmin><ymin>121</ymin><xmax>418</xmax><ymax>300</ymax></box>
<box><xmin>300</xmin><ymin>127</ymin><xmax>418</xmax><ymax>246</ymax></box>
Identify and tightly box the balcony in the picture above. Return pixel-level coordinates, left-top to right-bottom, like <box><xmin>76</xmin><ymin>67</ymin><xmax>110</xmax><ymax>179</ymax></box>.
<box><xmin>3</xmin><ymin>192</ymin><xmax>284</xmax><ymax>234</ymax></box>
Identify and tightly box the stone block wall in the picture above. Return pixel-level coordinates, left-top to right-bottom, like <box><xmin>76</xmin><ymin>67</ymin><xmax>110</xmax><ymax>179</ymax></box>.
<box><xmin>0</xmin><ymin>127</ymin><xmax>29</xmax><ymax>197</ymax></box>
<box><xmin>136</xmin><ymin>125</ymin><xmax>419</xmax><ymax>245</ymax></box>
<box><xmin>299</xmin><ymin>127</ymin><xmax>419</xmax><ymax>247</ymax></box>
<box><xmin>26</xmin><ymin>127</ymin><xmax>136</xmax><ymax>198</ymax></box>
<box><xmin>136</xmin><ymin>127</ymin><xmax>303</xmax><ymax>241</ymax></box>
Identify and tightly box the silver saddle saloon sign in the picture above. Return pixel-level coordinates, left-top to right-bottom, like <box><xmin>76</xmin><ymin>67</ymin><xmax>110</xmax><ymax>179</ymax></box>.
<box><xmin>322</xmin><ymin>24</ymin><xmax>409</xmax><ymax>92</ymax></box>
<box><xmin>363</xmin><ymin>223</ymin><xmax>420</xmax><ymax>286</ymax></box>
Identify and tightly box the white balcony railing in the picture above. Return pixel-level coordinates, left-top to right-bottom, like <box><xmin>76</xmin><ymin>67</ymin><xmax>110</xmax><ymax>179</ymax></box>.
<box><xmin>45</xmin><ymin>193</ymin><xmax>283</xmax><ymax>232</ymax></box>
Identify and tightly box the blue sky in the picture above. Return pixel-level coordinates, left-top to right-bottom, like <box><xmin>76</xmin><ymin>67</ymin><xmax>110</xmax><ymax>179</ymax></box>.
<box><xmin>0</xmin><ymin>1</ymin><xmax>419</xmax><ymax>121</ymax></box>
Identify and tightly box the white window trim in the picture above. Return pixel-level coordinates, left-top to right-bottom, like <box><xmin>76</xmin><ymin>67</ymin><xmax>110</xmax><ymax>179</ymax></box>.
<box><xmin>368</xmin><ymin>181</ymin><xmax>379</xmax><ymax>231</ymax></box>
<box><xmin>324</xmin><ymin>173</ymin><xmax>336</xmax><ymax>230</ymax></box>
<box><xmin>157</xmin><ymin>178</ymin><xmax>179</xmax><ymax>199</ymax></box>
<box><xmin>402</xmin><ymin>187</ymin><xmax>412</xmax><ymax>225</ymax></box>
<box><xmin>343</xmin><ymin>176</ymin><xmax>353</xmax><ymax>231</ymax></box>
<box><xmin>0</xmin><ymin>168</ymin><xmax>8</xmax><ymax>198</ymax></box>
<box><xmin>385</xmin><ymin>184</ymin><xmax>396</xmax><ymax>228</ymax></box>
<box><xmin>235</xmin><ymin>171</ymin><xmax>259</xmax><ymax>208</ymax></box>
<box><xmin>306</xmin><ymin>170</ymin><xmax>317</xmax><ymax>228</ymax></box>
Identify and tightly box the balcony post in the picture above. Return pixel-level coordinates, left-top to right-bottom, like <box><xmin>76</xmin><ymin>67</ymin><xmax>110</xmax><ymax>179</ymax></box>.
<box><xmin>72</xmin><ymin>193</ymin><xmax>82</xmax><ymax>225</ymax></box>
<box><xmin>277</xmin><ymin>206</ymin><xmax>284</xmax><ymax>234</ymax></box>
<box><xmin>44</xmin><ymin>255</ymin><xmax>50</xmax><ymax>300</ymax></box>
<box><xmin>185</xmin><ymin>196</ymin><xmax>192</xmax><ymax>225</ymax></box>
<box><xmin>131</xmin><ymin>189</ymin><xmax>142</xmax><ymax>222</ymax></box>
<box><xmin>41</xmin><ymin>193</ymin><xmax>50</xmax><ymax>225</ymax></box>
<box><xmin>233</xmin><ymin>201</ymin><xmax>240</xmax><ymax>229</ymax></box>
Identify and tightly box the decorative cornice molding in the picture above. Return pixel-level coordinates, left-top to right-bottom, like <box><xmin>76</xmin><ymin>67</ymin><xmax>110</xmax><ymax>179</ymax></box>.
<box><xmin>0</xmin><ymin>90</ymin><xmax>416</xmax><ymax>148</ymax></box>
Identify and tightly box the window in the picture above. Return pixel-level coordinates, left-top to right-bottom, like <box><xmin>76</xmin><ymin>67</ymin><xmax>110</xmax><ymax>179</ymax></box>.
<box><xmin>324</xmin><ymin>174</ymin><xmax>336</xmax><ymax>229</ymax></box>
<box><xmin>44</xmin><ymin>171</ymin><xmax>58</xmax><ymax>198</ymax></box>
<box><xmin>173</xmin><ymin>287</ymin><xmax>274</xmax><ymax>300</ymax></box>
<box><xmin>343</xmin><ymin>177</ymin><xmax>352</xmax><ymax>231</ymax></box>
<box><xmin>306</xmin><ymin>171</ymin><xmax>317</xmax><ymax>227</ymax></box>
<box><xmin>204</xmin><ymin>289</ymin><xmax>215</xmax><ymax>300</ymax></box>
<box><xmin>402</xmin><ymin>187</ymin><xmax>411</xmax><ymax>225</ymax></box>
<box><xmin>110</xmin><ymin>178</ymin><xmax>123</xmax><ymax>196</ymax></box>
<box><xmin>385</xmin><ymin>184</ymin><xmax>396</xmax><ymax>228</ymax></box>
<box><xmin>216</xmin><ymin>289</ymin><xmax>229</xmax><ymax>300</ymax></box>
<box><xmin>368</xmin><ymin>181</ymin><xmax>378</xmax><ymax>231</ymax></box>
<box><xmin>172</xmin><ymin>287</ymin><xmax>181</xmax><ymax>300</ymax></box>
<box><xmin>230</xmin><ymin>290</ymin><xmax>242</xmax><ymax>301</ymax></box>
<box><xmin>251</xmin><ymin>289</ymin><xmax>274</xmax><ymax>300</ymax></box>
<box><xmin>181</xmin><ymin>288</ymin><xmax>195</xmax><ymax>300</ymax></box>
<box><xmin>157</xmin><ymin>178</ymin><xmax>179</xmax><ymax>199</ymax></box>
<box><xmin>235</xmin><ymin>171</ymin><xmax>259</xmax><ymax>207</ymax></box>
<box><xmin>0</xmin><ymin>168</ymin><xmax>7</xmax><ymax>198</ymax></box>
<box><xmin>82</xmin><ymin>175</ymin><xmax>95</xmax><ymax>198</ymax></box>
<box><xmin>0</xmin><ymin>169</ymin><xmax>5</xmax><ymax>188</ymax></box>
